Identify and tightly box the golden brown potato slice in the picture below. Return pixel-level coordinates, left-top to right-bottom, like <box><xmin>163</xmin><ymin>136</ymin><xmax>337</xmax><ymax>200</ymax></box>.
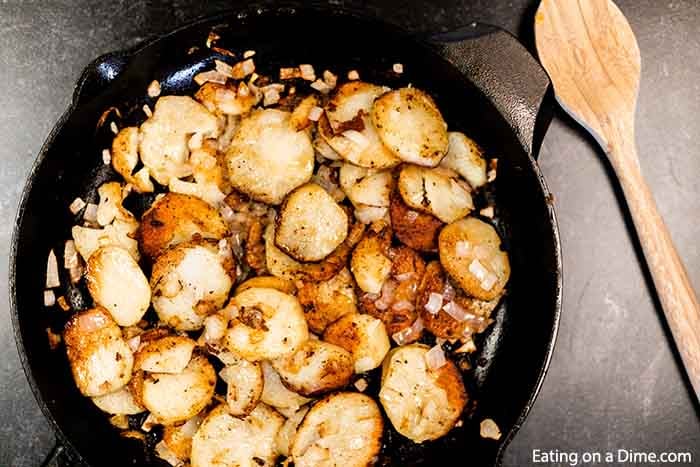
<box><xmin>350</xmin><ymin>228</ymin><xmax>392</xmax><ymax>294</ymax></box>
<box><xmin>438</xmin><ymin>217</ymin><xmax>510</xmax><ymax>300</ymax></box>
<box><xmin>372</xmin><ymin>87</ymin><xmax>449</xmax><ymax>167</ymax></box>
<box><xmin>398</xmin><ymin>165</ymin><xmax>473</xmax><ymax>223</ymax></box>
<box><xmin>91</xmin><ymin>385</ymin><xmax>145</xmax><ymax>415</ymax></box>
<box><xmin>323</xmin><ymin>313</ymin><xmax>390</xmax><ymax>373</ymax></box>
<box><xmin>379</xmin><ymin>344</ymin><xmax>467</xmax><ymax>442</ymax></box>
<box><xmin>86</xmin><ymin>246</ymin><xmax>151</xmax><ymax>327</ymax></box>
<box><xmin>291</xmin><ymin>392</ymin><xmax>383</xmax><ymax>467</ymax></box>
<box><xmin>134</xmin><ymin>335</ymin><xmax>196</xmax><ymax>374</ymax></box>
<box><xmin>191</xmin><ymin>403</ymin><xmax>284</xmax><ymax>467</ymax></box>
<box><xmin>271</xmin><ymin>340</ymin><xmax>353</xmax><ymax>397</ymax></box>
<box><xmin>264</xmin><ymin>222</ymin><xmax>305</xmax><ymax>281</ymax></box>
<box><xmin>111</xmin><ymin>127</ymin><xmax>154</xmax><ymax>193</ymax></box>
<box><xmin>389</xmin><ymin>190</ymin><xmax>443</xmax><ymax>252</ymax></box>
<box><xmin>226</xmin><ymin>108</ymin><xmax>314</xmax><ymax>204</ymax></box>
<box><xmin>318</xmin><ymin>81</ymin><xmax>400</xmax><ymax>169</ymax></box>
<box><xmin>235</xmin><ymin>276</ymin><xmax>297</xmax><ymax>295</ymax></box>
<box><xmin>138</xmin><ymin>192</ymin><xmax>229</xmax><ymax>259</ymax></box>
<box><xmin>139</xmin><ymin>354</ymin><xmax>216</xmax><ymax>425</ymax></box>
<box><xmin>260</xmin><ymin>361</ymin><xmax>311</xmax><ymax>412</ymax></box>
<box><xmin>296</xmin><ymin>267</ymin><xmax>358</xmax><ymax>334</ymax></box>
<box><xmin>151</xmin><ymin>241</ymin><xmax>234</xmax><ymax>331</ymax></box>
<box><xmin>225</xmin><ymin>287</ymin><xmax>309</xmax><ymax>361</ymax></box>
<box><xmin>139</xmin><ymin>95</ymin><xmax>220</xmax><ymax>185</ymax></box>
<box><xmin>275</xmin><ymin>183</ymin><xmax>348</xmax><ymax>262</ymax></box>
<box><xmin>338</xmin><ymin>163</ymin><xmax>393</xmax><ymax>208</ymax></box>
<box><xmin>156</xmin><ymin>413</ymin><xmax>204</xmax><ymax>466</ymax></box>
<box><xmin>195</xmin><ymin>82</ymin><xmax>260</xmax><ymax>116</ymax></box>
<box><xmin>440</xmin><ymin>132</ymin><xmax>488</xmax><ymax>189</ymax></box>
<box><xmin>64</xmin><ymin>307</ymin><xmax>134</xmax><ymax>397</ymax></box>
<box><xmin>219</xmin><ymin>356</ymin><xmax>263</xmax><ymax>416</ymax></box>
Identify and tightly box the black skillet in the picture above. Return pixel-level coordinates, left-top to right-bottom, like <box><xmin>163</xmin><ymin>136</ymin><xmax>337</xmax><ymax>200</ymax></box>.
<box><xmin>10</xmin><ymin>5</ymin><xmax>562</xmax><ymax>467</ymax></box>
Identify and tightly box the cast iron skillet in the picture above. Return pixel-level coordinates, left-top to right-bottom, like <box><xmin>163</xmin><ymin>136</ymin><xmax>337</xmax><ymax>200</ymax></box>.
<box><xmin>10</xmin><ymin>5</ymin><xmax>561</xmax><ymax>467</ymax></box>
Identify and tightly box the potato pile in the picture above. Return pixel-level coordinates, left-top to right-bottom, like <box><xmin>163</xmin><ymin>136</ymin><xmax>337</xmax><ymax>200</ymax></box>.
<box><xmin>54</xmin><ymin>51</ymin><xmax>510</xmax><ymax>467</ymax></box>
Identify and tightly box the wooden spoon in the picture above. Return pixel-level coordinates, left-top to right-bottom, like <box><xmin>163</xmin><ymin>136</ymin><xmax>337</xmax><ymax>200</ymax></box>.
<box><xmin>535</xmin><ymin>0</ymin><xmax>700</xmax><ymax>398</ymax></box>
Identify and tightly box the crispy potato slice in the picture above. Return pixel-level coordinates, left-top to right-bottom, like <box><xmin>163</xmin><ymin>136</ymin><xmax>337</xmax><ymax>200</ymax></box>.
<box><xmin>379</xmin><ymin>344</ymin><xmax>467</xmax><ymax>442</ymax></box>
<box><xmin>350</xmin><ymin>228</ymin><xmax>392</xmax><ymax>294</ymax></box>
<box><xmin>191</xmin><ymin>403</ymin><xmax>284</xmax><ymax>467</ymax></box>
<box><xmin>440</xmin><ymin>132</ymin><xmax>487</xmax><ymax>189</ymax></box>
<box><xmin>275</xmin><ymin>183</ymin><xmax>348</xmax><ymax>262</ymax></box>
<box><xmin>139</xmin><ymin>95</ymin><xmax>220</xmax><ymax>185</ymax></box>
<box><xmin>265</xmin><ymin>222</ymin><xmax>304</xmax><ymax>281</ymax></box>
<box><xmin>271</xmin><ymin>340</ymin><xmax>353</xmax><ymax>397</ymax></box>
<box><xmin>111</xmin><ymin>127</ymin><xmax>154</xmax><ymax>193</ymax></box>
<box><xmin>219</xmin><ymin>356</ymin><xmax>263</xmax><ymax>416</ymax></box>
<box><xmin>398</xmin><ymin>165</ymin><xmax>473</xmax><ymax>223</ymax></box>
<box><xmin>276</xmin><ymin>405</ymin><xmax>310</xmax><ymax>457</ymax></box>
<box><xmin>195</xmin><ymin>82</ymin><xmax>260</xmax><ymax>116</ymax></box>
<box><xmin>91</xmin><ymin>385</ymin><xmax>144</xmax><ymax>415</ymax></box>
<box><xmin>323</xmin><ymin>313</ymin><xmax>390</xmax><ymax>373</ymax></box>
<box><xmin>134</xmin><ymin>335</ymin><xmax>196</xmax><ymax>374</ymax></box>
<box><xmin>372</xmin><ymin>87</ymin><xmax>448</xmax><ymax>167</ymax></box>
<box><xmin>151</xmin><ymin>241</ymin><xmax>234</xmax><ymax>331</ymax></box>
<box><xmin>72</xmin><ymin>219</ymin><xmax>140</xmax><ymax>263</ymax></box>
<box><xmin>389</xmin><ymin>190</ymin><xmax>443</xmax><ymax>252</ymax></box>
<box><xmin>235</xmin><ymin>276</ymin><xmax>297</xmax><ymax>295</ymax></box>
<box><xmin>260</xmin><ymin>361</ymin><xmax>311</xmax><ymax>412</ymax></box>
<box><xmin>86</xmin><ymin>246</ymin><xmax>151</xmax><ymax>327</ymax></box>
<box><xmin>140</xmin><ymin>354</ymin><xmax>216</xmax><ymax>425</ymax></box>
<box><xmin>291</xmin><ymin>392</ymin><xmax>383</xmax><ymax>467</ymax></box>
<box><xmin>157</xmin><ymin>413</ymin><xmax>204</xmax><ymax>465</ymax></box>
<box><xmin>338</xmin><ymin>163</ymin><xmax>393</xmax><ymax>208</ymax></box>
<box><xmin>138</xmin><ymin>192</ymin><xmax>229</xmax><ymax>260</ymax></box>
<box><xmin>226</xmin><ymin>108</ymin><xmax>314</xmax><ymax>204</ymax></box>
<box><xmin>225</xmin><ymin>287</ymin><xmax>309</xmax><ymax>361</ymax></box>
<box><xmin>64</xmin><ymin>307</ymin><xmax>134</xmax><ymax>397</ymax></box>
<box><xmin>438</xmin><ymin>217</ymin><xmax>510</xmax><ymax>300</ymax></box>
<box><xmin>297</xmin><ymin>267</ymin><xmax>358</xmax><ymax>334</ymax></box>
<box><xmin>318</xmin><ymin>82</ymin><xmax>400</xmax><ymax>169</ymax></box>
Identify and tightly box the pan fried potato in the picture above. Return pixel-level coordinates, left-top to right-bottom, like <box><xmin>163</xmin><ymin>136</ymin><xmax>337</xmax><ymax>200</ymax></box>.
<box><xmin>139</xmin><ymin>354</ymin><xmax>216</xmax><ymax>425</ymax></box>
<box><xmin>72</xmin><ymin>219</ymin><xmax>140</xmax><ymax>263</ymax></box>
<box><xmin>157</xmin><ymin>413</ymin><xmax>204</xmax><ymax>465</ymax></box>
<box><xmin>398</xmin><ymin>165</ymin><xmax>473</xmax><ymax>223</ymax></box>
<box><xmin>350</xmin><ymin>228</ymin><xmax>392</xmax><ymax>294</ymax></box>
<box><xmin>225</xmin><ymin>287</ymin><xmax>308</xmax><ymax>361</ymax></box>
<box><xmin>86</xmin><ymin>246</ymin><xmax>151</xmax><ymax>327</ymax></box>
<box><xmin>372</xmin><ymin>87</ymin><xmax>448</xmax><ymax>167</ymax></box>
<box><xmin>111</xmin><ymin>127</ymin><xmax>154</xmax><ymax>193</ymax></box>
<box><xmin>291</xmin><ymin>392</ymin><xmax>383</xmax><ymax>467</ymax></box>
<box><xmin>275</xmin><ymin>405</ymin><xmax>310</xmax><ymax>457</ymax></box>
<box><xmin>275</xmin><ymin>183</ymin><xmax>349</xmax><ymax>262</ymax></box>
<box><xmin>271</xmin><ymin>340</ymin><xmax>353</xmax><ymax>396</ymax></box>
<box><xmin>226</xmin><ymin>108</ymin><xmax>314</xmax><ymax>204</ymax></box>
<box><xmin>139</xmin><ymin>95</ymin><xmax>220</xmax><ymax>185</ymax></box>
<box><xmin>338</xmin><ymin>163</ymin><xmax>393</xmax><ymax>208</ymax></box>
<box><xmin>191</xmin><ymin>403</ymin><xmax>284</xmax><ymax>467</ymax></box>
<box><xmin>138</xmin><ymin>192</ymin><xmax>229</xmax><ymax>259</ymax></box>
<box><xmin>91</xmin><ymin>385</ymin><xmax>145</xmax><ymax>415</ymax></box>
<box><xmin>219</xmin><ymin>356</ymin><xmax>263</xmax><ymax>416</ymax></box>
<box><xmin>134</xmin><ymin>335</ymin><xmax>196</xmax><ymax>374</ymax></box>
<box><xmin>151</xmin><ymin>241</ymin><xmax>234</xmax><ymax>331</ymax></box>
<box><xmin>64</xmin><ymin>307</ymin><xmax>134</xmax><ymax>397</ymax></box>
<box><xmin>265</xmin><ymin>222</ymin><xmax>304</xmax><ymax>280</ymax></box>
<box><xmin>261</xmin><ymin>361</ymin><xmax>311</xmax><ymax>412</ymax></box>
<box><xmin>438</xmin><ymin>217</ymin><xmax>510</xmax><ymax>300</ymax></box>
<box><xmin>195</xmin><ymin>82</ymin><xmax>261</xmax><ymax>116</ymax></box>
<box><xmin>318</xmin><ymin>82</ymin><xmax>400</xmax><ymax>169</ymax></box>
<box><xmin>235</xmin><ymin>275</ymin><xmax>297</xmax><ymax>295</ymax></box>
<box><xmin>379</xmin><ymin>344</ymin><xmax>467</xmax><ymax>442</ymax></box>
<box><xmin>169</xmin><ymin>146</ymin><xmax>231</xmax><ymax>207</ymax></box>
<box><xmin>440</xmin><ymin>132</ymin><xmax>487</xmax><ymax>189</ymax></box>
<box><xmin>297</xmin><ymin>267</ymin><xmax>358</xmax><ymax>334</ymax></box>
<box><xmin>323</xmin><ymin>313</ymin><xmax>390</xmax><ymax>373</ymax></box>
<box><xmin>389</xmin><ymin>190</ymin><xmax>443</xmax><ymax>252</ymax></box>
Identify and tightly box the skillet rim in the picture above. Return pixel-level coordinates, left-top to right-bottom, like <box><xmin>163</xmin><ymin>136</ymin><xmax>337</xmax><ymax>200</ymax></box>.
<box><xmin>9</xmin><ymin>5</ymin><xmax>563</xmax><ymax>466</ymax></box>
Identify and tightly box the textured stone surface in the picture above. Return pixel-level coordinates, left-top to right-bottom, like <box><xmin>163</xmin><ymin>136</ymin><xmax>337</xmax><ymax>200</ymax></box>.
<box><xmin>1</xmin><ymin>1</ymin><xmax>698</xmax><ymax>466</ymax></box>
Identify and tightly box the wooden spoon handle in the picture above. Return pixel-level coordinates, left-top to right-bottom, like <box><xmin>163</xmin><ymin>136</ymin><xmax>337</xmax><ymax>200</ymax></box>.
<box><xmin>611</xmin><ymin>138</ymin><xmax>700</xmax><ymax>396</ymax></box>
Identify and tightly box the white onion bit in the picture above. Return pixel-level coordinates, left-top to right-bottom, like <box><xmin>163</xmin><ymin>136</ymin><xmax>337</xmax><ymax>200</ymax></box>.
<box><xmin>63</xmin><ymin>240</ymin><xmax>79</xmax><ymax>269</ymax></box>
<box><xmin>142</xmin><ymin>104</ymin><xmax>153</xmax><ymax>118</ymax></box>
<box><xmin>480</xmin><ymin>418</ymin><xmax>502</xmax><ymax>440</ymax></box>
<box><xmin>392</xmin><ymin>317</ymin><xmax>424</xmax><ymax>345</ymax></box>
<box><xmin>393</xmin><ymin>63</ymin><xmax>404</xmax><ymax>74</ymax></box>
<box><xmin>425</xmin><ymin>292</ymin><xmax>443</xmax><ymax>315</ymax></box>
<box><xmin>442</xmin><ymin>301</ymin><xmax>471</xmax><ymax>322</ymax></box>
<box><xmin>480</xmin><ymin>206</ymin><xmax>494</xmax><ymax>218</ymax></box>
<box><xmin>456</xmin><ymin>240</ymin><xmax>471</xmax><ymax>257</ymax></box>
<box><xmin>194</xmin><ymin>69</ymin><xmax>228</xmax><ymax>85</ymax></box>
<box><xmin>69</xmin><ymin>197</ymin><xmax>86</xmax><ymax>214</ymax></box>
<box><xmin>299</xmin><ymin>64</ymin><xmax>316</xmax><ymax>81</ymax></box>
<box><xmin>83</xmin><ymin>203</ymin><xmax>99</xmax><ymax>223</ymax></box>
<box><xmin>147</xmin><ymin>80</ymin><xmax>161</xmax><ymax>98</ymax></box>
<box><xmin>110</xmin><ymin>121</ymin><xmax>118</xmax><ymax>134</ymax></box>
<box><xmin>101</xmin><ymin>149</ymin><xmax>111</xmax><ymax>165</ymax></box>
<box><xmin>405</xmin><ymin>210</ymin><xmax>419</xmax><ymax>222</ymax></box>
<box><xmin>243</xmin><ymin>50</ymin><xmax>256</xmax><ymax>59</ymax></box>
<box><xmin>310</xmin><ymin>79</ymin><xmax>332</xmax><ymax>94</ymax></box>
<box><xmin>308</xmin><ymin>106</ymin><xmax>324</xmax><ymax>122</ymax></box>
<box><xmin>354</xmin><ymin>378</ymin><xmax>368</xmax><ymax>392</ymax></box>
<box><xmin>43</xmin><ymin>289</ymin><xmax>56</xmax><ymax>307</ymax></box>
<box><xmin>425</xmin><ymin>344</ymin><xmax>447</xmax><ymax>370</ymax></box>
<box><xmin>214</xmin><ymin>59</ymin><xmax>234</xmax><ymax>77</ymax></box>
<box><xmin>347</xmin><ymin>70</ymin><xmax>360</xmax><ymax>80</ymax></box>
<box><xmin>342</xmin><ymin>129</ymin><xmax>370</xmax><ymax>149</ymax></box>
<box><xmin>469</xmin><ymin>258</ymin><xmax>488</xmax><ymax>282</ymax></box>
<box><xmin>46</xmin><ymin>249</ymin><xmax>60</xmax><ymax>288</ymax></box>
<box><xmin>127</xmin><ymin>335</ymin><xmax>141</xmax><ymax>352</ymax></box>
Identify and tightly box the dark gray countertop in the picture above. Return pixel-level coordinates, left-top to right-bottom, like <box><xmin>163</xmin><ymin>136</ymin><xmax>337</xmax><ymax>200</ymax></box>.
<box><xmin>2</xmin><ymin>1</ymin><xmax>699</xmax><ymax>466</ymax></box>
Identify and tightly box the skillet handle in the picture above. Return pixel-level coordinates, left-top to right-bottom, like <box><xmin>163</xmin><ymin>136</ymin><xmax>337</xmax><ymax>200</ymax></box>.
<box><xmin>430</xmin><ymin>24</ymin><xmax>552</xmax><ymax>158</ymax></box>
<box><xmin>42</xmin><ymin>442</ymin><xmax>76</xmax><ymax>467</ymax></box>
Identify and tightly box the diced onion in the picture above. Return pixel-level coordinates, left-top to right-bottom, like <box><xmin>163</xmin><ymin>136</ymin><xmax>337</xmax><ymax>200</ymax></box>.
<box><xmin>480</xmin><ymin>418</ymin><xmax>502</xmax><ymax>440</ymax></box>
<box><xmin>147</xmin><ymin>80</ymin><xmax>161</xmax><ymax>98</ymax></box>
<box><xmin>342</xmin><ymin>130</ymin><xmax>369</xmax><ymax>149</ymax></box>
<box><xmin>110</xmin><ymin>122</ymin><xmax>118</xmax><ymax>134</ymax></box>
<box><xmin>310</xmin><ymin>79</ymin><xmax>332</xmax><ymax>94</ymax></box>
<box><xmin>354</xmin><ymin>378</ymin><xmax>368</xmax><ymax>392</ymax></box>
<box><xmin>69</xmin><ymin>197</ymin><xmax>86</xmax><ymax>214</ymax></box>
<box><xmin>442</xmin><ymin>301</ymin><xmax>471</xmax><ymax>322</ymax></box>
<box><xmin>243</xmin><ymin>50</ymin><xmax>256</xmax><ymax>59</ymax></box>
<box><xmin>101</xmin><ymin>149</ymin><xmax>111</xmax><ymax>165</ymax></box>
<box><xmin>425</xmin><ymin>344</ymin><xmax>447</xmax><ymax>370</ymax></box>
<box><xmin>127</xmin><ymin>335</ymin><xmax>141</xmax><ymax>352</ymax></box>
<box><xmin>63</xmin><ymin>240</ymin><xmax>79</xmax><ymax>269</ymax></box>
<box><xmin>392</xmin><ymin>318</ymin><xmax>424</xmax><ymax>345</ymax></box>
<box><xmin>480</xmin><ymin>206</ymin><xmax>494</xmax><ymax>218</ymax></box>
<box><xmin>219</xmin><ymin>204</ymin><xmax>236</xmax><ymax>224</ymax></box>
<box><xmin>480</xmin><ymin>272</ymin><xmax>498</xmax><ymax>291</ymax></box>
<box><xmin>202</xmin><ymin>314</ymin><xmax>227</xmax><ymax>344</ymax></box>
<box><xmin>83</xmin><ymin>203</ymin><xmax>99</xmax><ymax>223</ymax></box>
<box><xmin>322</xmin><ymin>70</ymin><xmax>338</xmax><ymax>89</ymax></box>
<box><xmin>354</xmin><ymin>206</ymin><xmax>387</xmax><ymax>224</ymax></box>
<box><xmin>405</xmin><ymin>210</ymin><xmax>419</xmax><ymax>222</ymax></box>
<box><xmin>425</xmin><ymin>292</ymin><xmax>443</xmax><ymax>314</ymax></box>
<box><xmin>308</xmin><ymin>106</ymin><xmax>324</xmax><ymax>121</ymax></box>
<box><xmin>392</xmin><ymin>300</ymin><xmax>414</xmax><ymax>311</ymax></box>
<box><xmin>442</xmin><ymin>281</ymin><xmax>456</xmax><ymax>301</ymax></box>
<box><xmin>68</xmin><ymin>263</ymin><xmax>84</xmax><ymax>284</ymax></box>
<box><xmin>142</xmin><ymin>104</ymin><xmax>153</xmax><ymax>118</ymax></box>
<box><xmin>374</xmin><ymin>279</ymin><xmax>397</xmax><ymax>311</ymax></box>
<box><xmin>194</xmin><ymin>70</ymin><xmax>228</xmax><ymax>85</ymax></box>
<box><xmin>456</xmin><ymin>240</ymin><xmax>471</xmax><ymax>257</ymax></box>
<box><xmin>231</xmin><ymin>59</ymin><xmax>255</xmax><ymax>79</ymax></box>
<box><xmin>43</xmin><ymin>289</ymin><xmax>56</xmax><ymax>307</ymax></box>
<box><xmin>214</xmin><ymin>59</ymin><xmax>234</xmax><ymax>77</ymax></box>
<box><xmin>469</xmin><ymin>258</ymin><xmax>489</xmax><ymax>281</ymax></box>
<box><xmin>263</xmin><ymin>87</ymin><xmax>281</xmax><ymax>106</ymax></box>
<box><xmin>299</xmin><ymin>64</ymin><xmax>316</xmax><ymax>81</ymax></box>
<box><xmin>46</xmin><ymin>249</ymin><xmax>60</xmax><ymax>288</ymax></box>
<box><xmin>392</xmin><ymin>63</ymin><xmax>404</xmax><ymax>74</ymax></box>
<box><xmin>347</xmin><ymin>70</ymin><xmax>360</xmax><ymax>80</ymax></box>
